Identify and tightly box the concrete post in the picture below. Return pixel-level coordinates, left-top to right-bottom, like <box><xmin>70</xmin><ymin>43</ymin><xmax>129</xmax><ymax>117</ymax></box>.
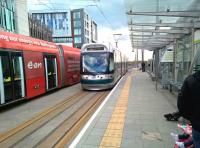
<box><xmin>15</xmin><ymin>0</ymin><xmax>29</xmax><ymax>36</ymax></box>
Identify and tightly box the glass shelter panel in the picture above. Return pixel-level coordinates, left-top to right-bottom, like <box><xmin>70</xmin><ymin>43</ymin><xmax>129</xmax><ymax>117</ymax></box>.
<box><xmin>176</xmin><ymin>36</ymin><xmax>192</xmax><ymax>83</ymax></box>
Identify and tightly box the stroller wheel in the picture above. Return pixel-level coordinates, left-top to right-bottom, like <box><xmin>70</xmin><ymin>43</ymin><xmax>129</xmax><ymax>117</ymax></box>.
<box><xmin>167</xmin><ymin>116</ymin><xmax>178</xmax><ymax>121</ymax></box>
<box><xmin>164</xmin><ymin>114</ymin><xmax>178</xmax><ymax>121</ymax></box>
<box><xmin>164</xmin><ymin>113</ymin><xmax>172</xmax><ymax>118</ymax></box>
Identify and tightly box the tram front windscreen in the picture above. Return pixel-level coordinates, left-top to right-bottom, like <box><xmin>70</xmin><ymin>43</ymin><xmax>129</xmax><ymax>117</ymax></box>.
<box><xmin>81</xmin><ymin>52</ymin><xmax>111</xmax><ymax>74</ymax></box>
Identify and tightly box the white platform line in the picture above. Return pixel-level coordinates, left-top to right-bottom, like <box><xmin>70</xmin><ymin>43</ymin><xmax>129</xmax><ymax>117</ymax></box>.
<box><xmin>69</xmin><ymin>76</ymin><xmax>124</xmax><ymax>148</ymax></box>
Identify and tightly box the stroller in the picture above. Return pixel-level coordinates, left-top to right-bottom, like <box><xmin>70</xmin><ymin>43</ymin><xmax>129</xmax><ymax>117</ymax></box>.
<box><xmin>174</xmin><ymin>123</ymin><xmax>194</xmax><ymax>148</ymax></box>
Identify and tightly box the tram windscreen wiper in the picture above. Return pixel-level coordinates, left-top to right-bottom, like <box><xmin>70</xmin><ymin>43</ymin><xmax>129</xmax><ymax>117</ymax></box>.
<box><xmin>89</xmin><ymin>72</ymin><xmax>101</xmax><ymax>76</ymax></box>
<box><xmin>90</xmin><ymin>72</ymin><xmax>96</xmax><ymax>76</ymax></box>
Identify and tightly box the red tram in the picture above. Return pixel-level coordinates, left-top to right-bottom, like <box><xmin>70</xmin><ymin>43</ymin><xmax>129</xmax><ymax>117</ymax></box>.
<box><xmin>0</xmin><ymin>31</ymin><xmax>80</xmax><ymax>106</ymax></box>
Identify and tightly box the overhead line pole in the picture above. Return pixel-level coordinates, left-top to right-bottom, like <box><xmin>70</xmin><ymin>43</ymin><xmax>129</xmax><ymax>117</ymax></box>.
<box><xmin>155</xmin><ymin>0</ymin><xmax>159</xmax><ymax>91</ymax></box>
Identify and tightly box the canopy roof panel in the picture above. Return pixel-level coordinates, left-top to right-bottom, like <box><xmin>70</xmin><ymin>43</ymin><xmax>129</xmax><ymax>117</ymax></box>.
<box><xmin>124</xmin><ymin>0</ymin><xmax>200</xmax><ymax>50</ymax></box>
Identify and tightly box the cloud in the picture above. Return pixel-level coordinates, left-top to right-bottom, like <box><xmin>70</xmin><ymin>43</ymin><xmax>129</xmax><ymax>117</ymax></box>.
<box><xmin>93</xmin><ymin>0</ymin><xmax>128</xmax><ymax>29</ymax></box>
<box><xmin>27</xmin><ymin>0</ymin><xmax>152</xmax><ymax>61</ymax></box>
<box><xmin>97</xmin><ymin>26</ymin><xmax>135</xmax><ymax>61</ymax></box>
<box><xmin>28</xmin><ymin>0</ymin><xmax>128</xmax><ymax>29</ymax></box>
<box><xmin>98</xmin><ymin>27</ymin><xmax>153</xmax><ymax>61</ymax></box>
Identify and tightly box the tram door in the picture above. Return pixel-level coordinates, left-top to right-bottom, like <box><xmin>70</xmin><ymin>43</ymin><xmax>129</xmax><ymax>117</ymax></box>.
<box><xmin>44</xmin><ymin>55</ymin><xmax>58</xmax><ymax>90</ymax></box>
<box><xmin>0</xmin><ymin>51</ymin><xmax>25</xmax><ymax>105</ymax></box>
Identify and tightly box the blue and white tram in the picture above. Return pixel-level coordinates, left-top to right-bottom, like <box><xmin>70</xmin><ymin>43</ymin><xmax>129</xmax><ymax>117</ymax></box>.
<box><xmin>80</xmin><ymin>43</ymin><xmax>127</xmax><ymax>90</ymax></box>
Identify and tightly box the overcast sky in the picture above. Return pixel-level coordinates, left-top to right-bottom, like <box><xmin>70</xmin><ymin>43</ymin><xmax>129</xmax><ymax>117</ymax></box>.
<box><xmin>28</xmin><ymin>0</ymin><xmax>153</xmax><ymax>61</ymax></box>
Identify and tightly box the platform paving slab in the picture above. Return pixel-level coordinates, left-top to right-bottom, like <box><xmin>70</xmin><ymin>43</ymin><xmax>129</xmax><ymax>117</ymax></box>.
<box><xmin>75</xmin><ymin>70</ymin><xmax>178</xmax><ymax>148</ymax></box>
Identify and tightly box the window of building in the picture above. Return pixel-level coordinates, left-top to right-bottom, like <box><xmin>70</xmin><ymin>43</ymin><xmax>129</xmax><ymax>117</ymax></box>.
<box><xmin>53</xmin><ymin>37</ymin><xmax>72</xmax><ymax>43</ymax></box>
<box><xmin>74</xmin><ymin>28</ymin><xmax>81</xmax><ymax>35</ymax></box>
<box><xmin>84</xmin><ymin>21</ymin><xmax>86</xmax><ymax>27</ymax></box>
<box><xmin>84</xmin><ymin>37</ymin><xmax>89</xmax><ymax>43</ymax></box>
<box><xmin>73</xmin><ymin>20</ymin><xmax>81</xmax><ymax>27</ymax></box>
<box><xmin>74</xmin><ymin>36</ymin><xmax>81</xmax><ymax>43</ymax></box>
<box><xmin>0</xmin><ymin>4</ymin><xmax>2</xmax><ymax>27</ymax></box>
<box><xmin>73</xmin><ymin>12</ymin><xmax>81</xmax><ymax>19</ymax></box>
<box><xmin>0</xmin><ymin>0</ymin><xmax>15</xmax><ymax>31</ymax></box>
<box><xmin>10</xmin><ymin>7</ymin><xmax>14</xmax><ymax>31</ymax></box>
<box><xmin>5</xmin><ymin>9</ymin><xmax>11</xmax><ymax>30</ymax></box>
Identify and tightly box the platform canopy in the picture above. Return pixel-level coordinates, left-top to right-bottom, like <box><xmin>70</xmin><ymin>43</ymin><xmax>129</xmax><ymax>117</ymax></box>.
<box><xmin>124</xmin><ymin>0</ymin><xmax>200</xmax><ymax>50</ymax></box>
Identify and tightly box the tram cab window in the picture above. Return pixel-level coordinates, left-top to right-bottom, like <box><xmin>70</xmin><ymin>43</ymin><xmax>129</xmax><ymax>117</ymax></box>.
<box><xmin>82</xmin><ymin>53</ymin><xmax>109</xmax><ymax>73</ymax></box>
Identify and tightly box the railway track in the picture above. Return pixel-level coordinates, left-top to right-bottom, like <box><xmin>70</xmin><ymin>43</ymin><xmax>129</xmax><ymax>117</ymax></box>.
<box><xmin>0</xmin><ymin>90</ymin><xmax>109</xmax><ymax>147</ymax></box>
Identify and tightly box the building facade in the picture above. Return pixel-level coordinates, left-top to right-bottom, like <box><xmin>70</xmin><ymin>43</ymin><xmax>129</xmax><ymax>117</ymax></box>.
<box><xmin>28</xmin><ymin>15</ymin><xmax>52</xmax><ymax>42</ymax></box>
<box><xmin>30</xmin><ymin>9</ymin><xmax>98</xmax><ymax>48</ymax></box>
<box><xmin>91</xmin><ymin>21</ymin><xmax>98</xmax><ymax>43</ymax></box>
<box><xmin>71</xmin><ymin>8</ymin><xmax>98</xmax><ymax>48</ymax></box>
<box><xmin>30</xmin><ymin>10</ymin><xmax>73</xmax><ymax>46</ymax></box>
<box><xmin>0</xmin><ymin>0</ymin><xmax>29</xmax><ymax>35</ymax></box>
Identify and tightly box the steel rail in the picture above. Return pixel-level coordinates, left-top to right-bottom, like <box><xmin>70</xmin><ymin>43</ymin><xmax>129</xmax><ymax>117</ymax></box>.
<box><xmin>55</xmin><ymin>91</ymin><xmax>109</xmax><ymax>147</ymax></box>
<box><xmin>35</xmin><ymin>91</ymin><xmax>108</xmax><ymax>147</ymax></box>
<box><xmin>0</xmin><ymin>91</ymin><xmax>89</xmax><ymax>147</ymax></box>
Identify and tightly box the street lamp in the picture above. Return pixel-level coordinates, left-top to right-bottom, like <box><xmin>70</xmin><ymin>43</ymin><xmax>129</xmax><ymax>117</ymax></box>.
<box><xmin>113</xmin><ymin>33</ymin><xmax>122</xmax><ymax>48</ymax></box>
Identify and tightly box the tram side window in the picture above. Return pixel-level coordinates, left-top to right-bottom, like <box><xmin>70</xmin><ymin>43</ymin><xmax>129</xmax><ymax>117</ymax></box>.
<box><xmin>47</xmin><ymin>58</ymin><xmax>55</xmax><ymax>74</ymax></box>
<box><xmin>2</xmin><ymin>56</ymin><xmax>11</xmax><ymax>82</ymax></box>
<box><xmin>67</xmin><ymin>56</ymin><xmax>75</xmax><ymax>72</ymax></box>
<box><xmin>12</xmin><ymin>57</ymin><xmax>21</xmax><ymax>79</ymax></box>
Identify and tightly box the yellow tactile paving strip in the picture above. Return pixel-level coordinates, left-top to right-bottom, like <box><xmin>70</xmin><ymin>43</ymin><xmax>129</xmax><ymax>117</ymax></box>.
<box><xmin>99</xmin><ymin>76</ymin><xmax>132</xmax><ymax>148</ymax></box>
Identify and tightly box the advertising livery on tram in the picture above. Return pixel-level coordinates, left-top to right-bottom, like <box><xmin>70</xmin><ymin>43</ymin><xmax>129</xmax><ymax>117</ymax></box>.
<box><xmin>0</xmin><ymin>31</ymin><xmax>80</xmax><ymax>106</ymax></box>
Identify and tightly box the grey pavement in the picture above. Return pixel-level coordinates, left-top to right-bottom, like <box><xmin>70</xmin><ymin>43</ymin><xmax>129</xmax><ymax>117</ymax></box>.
<box><xmin>76</xmin><ymin>70</ymin><xmax>179</xmax><ymax>148</ymax></box>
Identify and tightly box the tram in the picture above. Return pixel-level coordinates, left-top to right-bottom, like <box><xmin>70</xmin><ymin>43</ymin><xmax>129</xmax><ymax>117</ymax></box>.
<box><xmin>0</xmin><ymin>31</ymin><xmax>80</xmax><ymax>106</ymax></box>
<box><xmin>80</xmin><ymin>43</ymin><xmax>127</xmax><ymax>90</ymax></box>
